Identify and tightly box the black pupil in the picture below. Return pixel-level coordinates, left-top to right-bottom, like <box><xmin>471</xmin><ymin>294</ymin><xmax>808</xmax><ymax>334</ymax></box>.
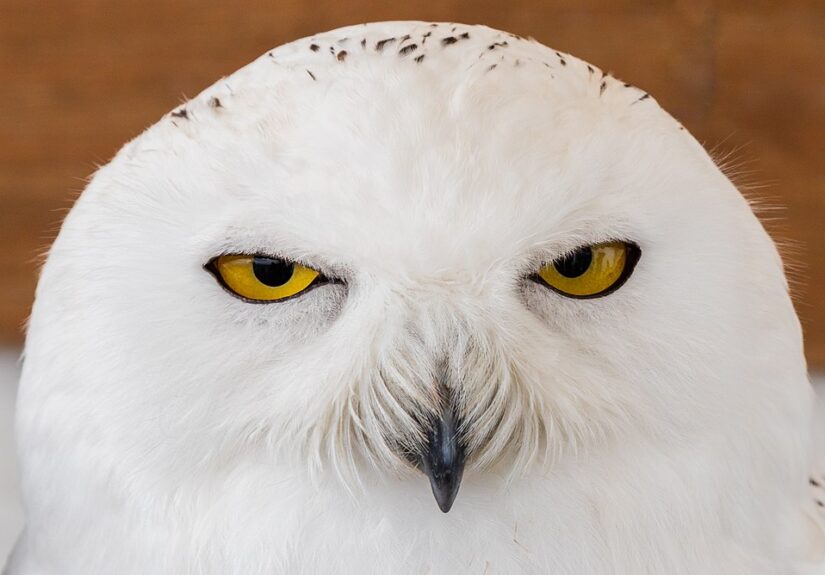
<box><xmin>554</xmin><ymin>247</ymin><xmax>593</xmax><ymax>278</ymax></box>
<box><xmin>252</xmin><ymin>257</ymin><xmax>294</xmax><ymax>287</ymax></box>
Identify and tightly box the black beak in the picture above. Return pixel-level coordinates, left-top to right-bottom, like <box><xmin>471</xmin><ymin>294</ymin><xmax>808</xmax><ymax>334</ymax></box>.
<box><xmin>418</xmin><ymin>405</ymin><xmax>466</xmax><ymax>513</ymax></box>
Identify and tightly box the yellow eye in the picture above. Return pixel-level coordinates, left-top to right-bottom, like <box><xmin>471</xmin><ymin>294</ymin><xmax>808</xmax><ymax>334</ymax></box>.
<box><xmin>536</xmin><ymin>241</ymin><xmax>640</xmax><ymax>298</ymax></box>
<box><xmin>208</xmin><ymin>255</ymin><xmax>322</xmax><ymax>302</ymax></box>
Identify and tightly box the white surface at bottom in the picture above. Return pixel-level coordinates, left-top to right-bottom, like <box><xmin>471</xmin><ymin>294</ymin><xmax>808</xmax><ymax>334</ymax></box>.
<box><xmin>0</xmin><ymin>347</ymin><xmax>823</xmax><ymax>564</ymax></box>
<box><xmin>0</xmin><ymin>348</ymin><xmax>22</xmax><ymax>563</ymax></box>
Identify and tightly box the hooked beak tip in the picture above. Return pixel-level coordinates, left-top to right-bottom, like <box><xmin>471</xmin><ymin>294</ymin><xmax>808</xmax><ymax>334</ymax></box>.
<box><xmin>418</xmin><ymin>406</ymin><xmax>466</xmax><ymax>513</ymax></box>
<box><xmin>429</xmin><ymin>472</ymin><xmax>461</xmax><ymax>513</ymax></box>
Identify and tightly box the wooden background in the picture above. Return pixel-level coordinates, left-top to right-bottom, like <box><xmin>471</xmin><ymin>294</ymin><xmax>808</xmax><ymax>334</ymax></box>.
<box><xmin>1</xmin><ymin>1</ymin><xmax>823</xmax><ymax>363</ymax></box>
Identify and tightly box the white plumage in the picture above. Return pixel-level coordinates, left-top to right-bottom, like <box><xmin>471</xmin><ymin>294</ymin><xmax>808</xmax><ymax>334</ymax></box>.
<box><xmin>6</xmin><ymin>21</ymin><xmax>825</xmax><ymax>574</ymax></box>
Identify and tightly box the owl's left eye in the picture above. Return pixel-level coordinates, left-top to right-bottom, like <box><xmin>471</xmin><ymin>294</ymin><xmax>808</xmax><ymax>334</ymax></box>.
<box><xmin>206</xmin><ymin>255</ymin><xmax>324</xmax><ymax>302</ymax></box>
<box><xmin>534</xmin><ymin>241</ymin><xmax>641</xmax><ymax>299</ymax></box>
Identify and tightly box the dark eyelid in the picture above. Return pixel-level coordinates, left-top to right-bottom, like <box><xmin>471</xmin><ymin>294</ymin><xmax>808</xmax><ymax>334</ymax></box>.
<box><xmin>205</xmin><ymin>253</ymin><xmax>343</xmax><ymax>282</ymax></box>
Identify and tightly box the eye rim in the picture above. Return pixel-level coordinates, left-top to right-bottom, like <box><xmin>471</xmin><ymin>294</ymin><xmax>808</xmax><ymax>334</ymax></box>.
<box><xmin>204</xmin><ymin>254</ymin><xmax>338</xmax><ymax>304</ymax></box>
<box><xmin>530</xmin><ymin>240</ymin><xmax>641</xmax><ymax>300</ymax></box>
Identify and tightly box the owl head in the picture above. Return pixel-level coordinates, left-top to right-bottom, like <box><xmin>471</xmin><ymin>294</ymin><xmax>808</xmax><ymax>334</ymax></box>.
<box><xmin>17</xmin><ymin>22</ymin><xmax>810</xmax><ymax>524</ymax></box>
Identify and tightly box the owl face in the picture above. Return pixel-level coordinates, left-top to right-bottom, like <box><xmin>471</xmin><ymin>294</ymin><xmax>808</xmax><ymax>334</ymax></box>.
<box><xmin>22</xmin><ymin>23</ymin><xmax>808</xmax><ymax>516</ymax></box>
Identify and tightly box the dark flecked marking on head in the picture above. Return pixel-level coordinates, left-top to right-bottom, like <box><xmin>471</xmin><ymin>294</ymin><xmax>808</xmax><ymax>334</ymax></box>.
<box><xmin>811</xmin><ymin>478</ymin><xmax>821</xmax><ymax>487</ymax></box>
<box><xmin>306</xmin><ymin>69</ymin><xmax>316</xmax><ymax>81</ymax></box>
<box><xmin>623</xmin><ymin>82</ymin><xmax>631</xmax><ymax>88</ymax></box>
<box><xmin>361</xmin><ymin>38</ymin><xmax>367</xmax><ymax>49</ymax></box>
<box><xmin>818</xmin><ymin>500</ymin><xmax>825</xmax><ymax>507</ymax></box>
<box><xmin>376</xmin><ymin>38</ymin><xmax>396</xmax><ymax>51</ymax></box>
<box><xmin>399</xmin><ymin>43</ymin><xmax>418</xmax><ymax>56</ymax></box>
<box><xmin>460</xmin><ymin>32</ymin><xmax>470</xmax><ymax>40</ymax></box>
<box><xmin>414</xmin><ymin>54</ymin><xmax>425</xmax><ymax>63</ymax></box>
<box><xmin>514</xmin><ymin>59</ymin><xmax>521</xmax><ymax>67</ymax></box>
<box><xmin>339</xmin><ymin>37</ymin><xmax>349</xmax><ymax>44</ymax></box>
<box><xmin>487</xmin><ymin>63</ymin><xmax>498</xmax><ymax>72</ymax></box>
<box><xmin>337</xmin><ymin>50</ymin><xmax>348</xmax><ymax>62</ymax></box>
<box><xmin>587</xmin><ymin>65</ymin><xmax>594</xmax><ymax>74</ymax></box>
<box><xmin>555</xmin><ymin>52</ymin><xmax>567</xmax><ymax>66</ymax></box>
<box><xmin>429</xmin><ymin>23</ymin><xmax>438</xmax><ymax>27</ymax></box>
<box><xmin>633</xmin><ymin>93</ymin><xmax>651</xmax><ymax>104</ymax></box>
<box><xmin>400</xmin><ymin>34</ymin><xmax>411</xmax><ymax>42</ymax></box>
<box><xmin>488</xmin><ymin>41</ymin><xmax>508</xmax><ymax>50</ymax></box>
<box><xmin>600</xmin><ymin>80</ymin><xmax>607</xmax><ymax>96</ymax></box>
<box><xmin>310</xmin><ymin>44</ymin><xmax>319</xmax><ymax>52</ymax></box>
<box><xmin>441</xmin><ymin>36</ymin><xmax>458</xmax><ymax>46</ymax></box>
<box><xmin>171</xmin><ymin>108</ymin><xmax>188</xmax><ymax>119</ymax></box>
<box><xmin>208</xmin><ymin>97</ymin><xmax>222</xmax><ymax>109</ymax></box>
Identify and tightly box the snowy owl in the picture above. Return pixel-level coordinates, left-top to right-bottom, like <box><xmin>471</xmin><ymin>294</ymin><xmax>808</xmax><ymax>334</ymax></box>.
<box><xmin>6</xmin><ymin>21</ymin><xmax>825</xmax><ymax>575</ymax></box>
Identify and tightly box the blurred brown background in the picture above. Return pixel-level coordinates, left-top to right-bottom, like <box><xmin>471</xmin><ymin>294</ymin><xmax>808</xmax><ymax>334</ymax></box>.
<box><xmin>1</xmin><ymin>1</ymin><xmax>823</xmax><ymax>362</ymax></box>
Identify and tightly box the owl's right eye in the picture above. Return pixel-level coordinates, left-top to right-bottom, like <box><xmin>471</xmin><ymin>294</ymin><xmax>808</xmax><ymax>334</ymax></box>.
<box><xmin>206</xmin><ymin>255</ymin><xmax>324</xmax><ymax>302</ymax></box>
